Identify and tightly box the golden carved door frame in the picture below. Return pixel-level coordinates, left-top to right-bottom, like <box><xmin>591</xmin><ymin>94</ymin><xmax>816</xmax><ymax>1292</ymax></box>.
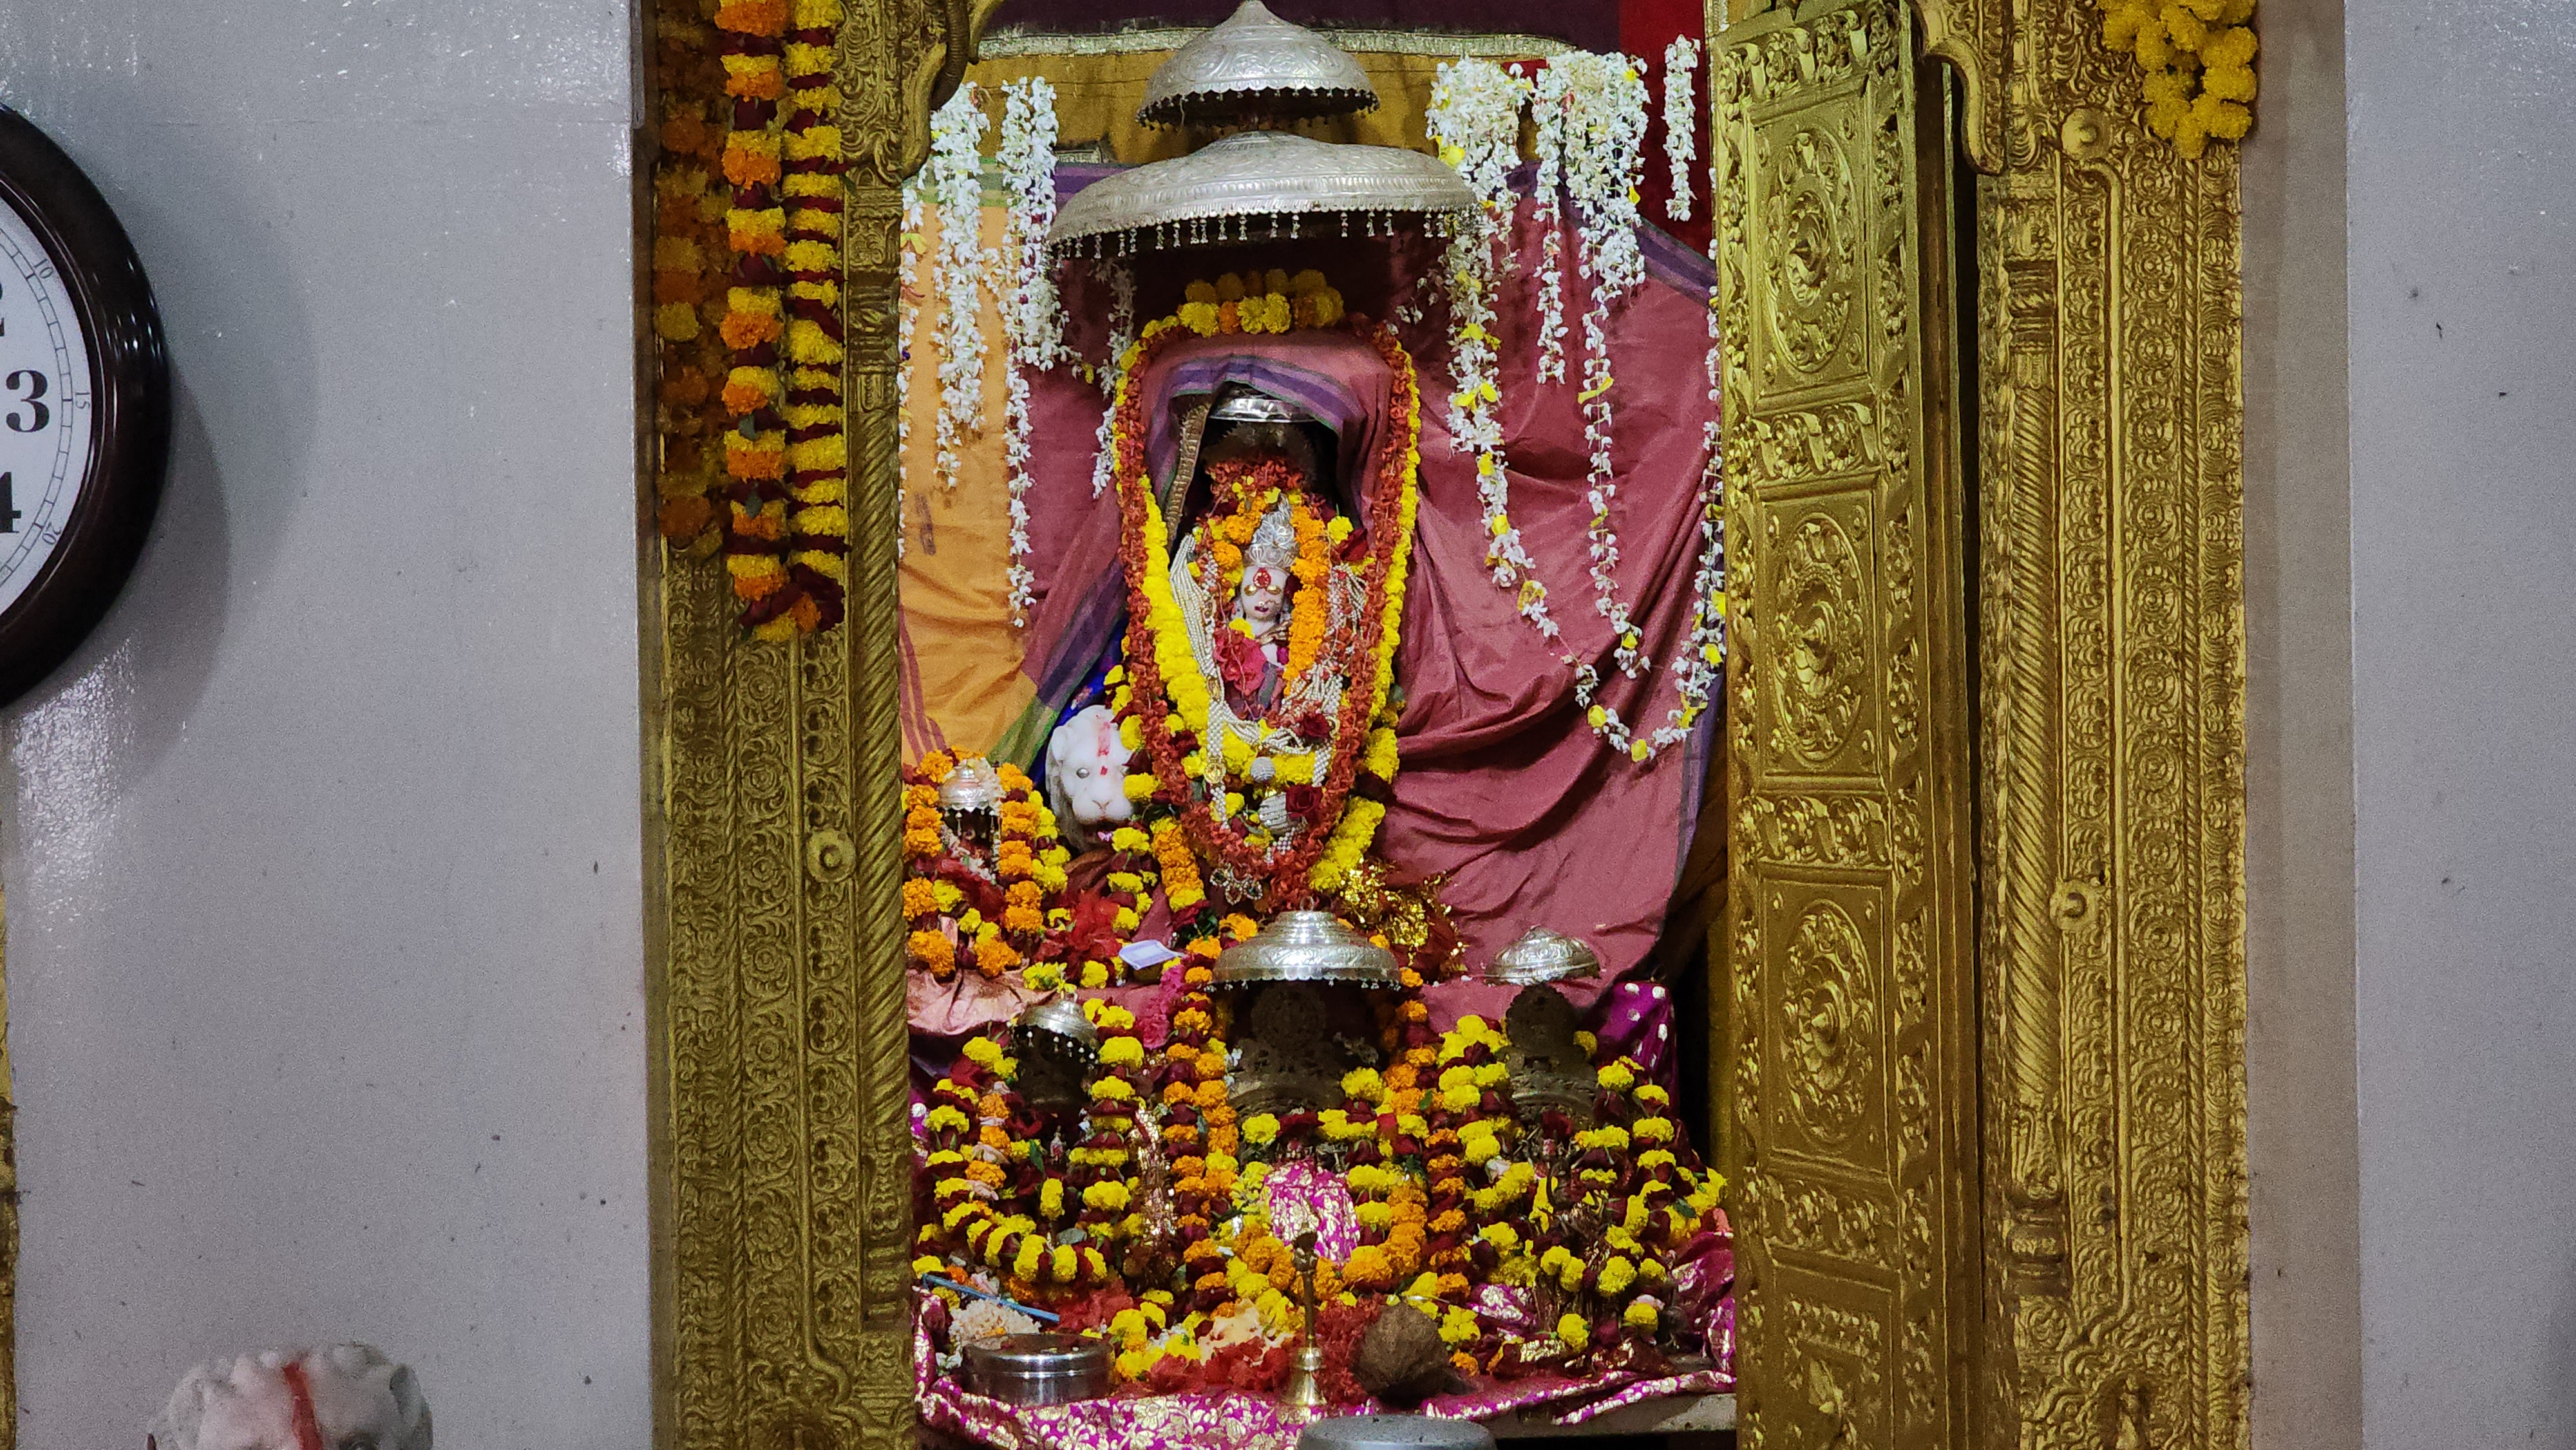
<box><xmin>641</xmin><ymin>0</ymin><xmax>2248</xmax><ymax>1444</ymax></box>
<box><xmin>1714</xmin><ymin>3</ymin><xmax>1982</xmax><ymax>1443</ymax></box>
<box><xmin>1712</xmin><ymin>0</ymin><xmax>2249</xmax><ymax>1443</ymax></box>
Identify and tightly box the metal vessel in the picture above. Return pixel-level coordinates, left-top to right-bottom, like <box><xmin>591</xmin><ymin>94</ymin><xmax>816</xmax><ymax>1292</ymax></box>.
<box><xmin>1484</xmin><ymin>926</ymin><xmax>1604</xmax><ymax>986</ymax></box>
<box><xmin>1297</xmin><ymin>1414</ymin><xmax>1498</xmax><ymax>1449</ymax></box>
<box><xmin>961</xmin><ymin>1333</ymin><xmax>1113</xmax><ymax>1406</ymax></box>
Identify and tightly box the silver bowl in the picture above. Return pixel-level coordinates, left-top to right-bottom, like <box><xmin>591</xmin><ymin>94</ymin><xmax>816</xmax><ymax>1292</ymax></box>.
<box><xmin>962</xmin><ymin>1333</ymin><xmax>1113</xmax><ymax>1406</ymax></box>
<box><xmin>1298</xmin><ymin>1415</ymin><xmax>1497</xmax><ymax>1449</ymax></box>
<box><xmin>1484</xmin><ymin>927</ymin><xmax>1602</xmax><ymax>986</ymax></box>
<box><xmin>1214</xmin><ymin>909</ymin><xmax>1402</xmax><ymax>988</ymax></box>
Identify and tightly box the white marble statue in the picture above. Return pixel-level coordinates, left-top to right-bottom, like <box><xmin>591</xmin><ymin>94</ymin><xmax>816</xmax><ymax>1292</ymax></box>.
<box><xmin>1045</xmin><ymin>702</ymin><xmax>1133</xmax><ymax>849</ymax></box>
<box><xmin>150</xmin><ymin>1344</ymin><xmax>429</xmax><ymax>1450</ymax></box>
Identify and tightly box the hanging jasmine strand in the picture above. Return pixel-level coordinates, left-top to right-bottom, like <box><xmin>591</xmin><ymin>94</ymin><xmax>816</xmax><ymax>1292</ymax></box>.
<box><xmin>1427</xmin><ymin>58</ymin><xmax>1556</xmax><ymax>638</ymax></box>
<box><xmin>1529</xmin><ymin>63</ymin><xmax>1571</xmax><ymax>384</ymax></box>
<box><xmin>996</xmin><ymin>77</ymin><xmax>1065</xmax><ymax>626</ymax></box>
<box><xmin>1571</xmin><ymin>235</ymin><xmax>1728</xmax><ymax>762</ymax></box>
<box><xmin>1551</xmin><ymin>52</ymin><xmax>1651</xmax><ymax>677</ymax></box>
<box><xmin>927</xmin><ymin>84</ymin><xmax>990</xmax><ymax>493</ymax></box>
<box><xmin>1662</xmin><ymin>37</ymin><xmax>1701</xmax><ymax>223</ymax></box>
<box><xmin>1088</xmin><ymin>259</ymin><xmax>1136</xmax><ymax>498</ymax></box>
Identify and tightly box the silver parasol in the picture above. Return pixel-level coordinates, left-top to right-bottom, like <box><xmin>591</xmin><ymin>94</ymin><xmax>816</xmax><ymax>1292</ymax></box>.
<box><xmin>1137</xmin><ymin>1</ymin><xmax>1379</xmax><ymax>129</ymax></box>
<box><xmin>1048</xmin><ymin>128</ymin><xmax>1475</xmax><ymax>259</ymax></box>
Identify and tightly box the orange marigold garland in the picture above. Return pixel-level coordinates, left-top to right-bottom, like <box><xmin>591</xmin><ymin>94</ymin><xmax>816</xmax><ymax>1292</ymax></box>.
<box><xmin>1106</xmin><ymin>278</ymin><xmax>1417</xmax><ymax>914</ymax></box>
<box><xmin>668</xmin><ymin>0</ymin><xmax>847</xmax><ymax>640</ymax></box>
<box><xmin>649</xmin><ymin>0</ymin><xmax>734</xmax><ymax>545</ymax></box>
<box><xmin>917</xmin><ymin>1035</ymin><xmax>1110</xmax><ymax>1300</ymax></box>
<box><xmin>900</xmin><ymin>749</ymin><xmax>1075</xmax><ymax>982</ymax></box>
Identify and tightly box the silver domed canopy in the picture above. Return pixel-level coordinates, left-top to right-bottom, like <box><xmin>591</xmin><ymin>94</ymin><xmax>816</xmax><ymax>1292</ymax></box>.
<box><xmin>1213</xmin><ymin>909</ymin><xmax>1401</xmax><ymax>988</ymax></box>
<box><xmin>1485</xmin><ymin>926</ymin><xmax>1604</xmax><ymax>986</ymax></box>
<box><xmin>1138</xmin><ymin>1</ymin><xmax>1378</xmax><ymax>129</ymax></box>
<box><xmin>1048</xmin><ymin>129</ymin><xmax>1475</xmax><ymax>259</ymax></box>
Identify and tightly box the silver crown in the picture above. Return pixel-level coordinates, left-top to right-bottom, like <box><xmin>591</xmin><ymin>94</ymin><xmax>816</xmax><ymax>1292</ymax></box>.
<box><xmin>1212</xmin><ymin>390</ymin><xmax>1306</xmax><ymax>424</ymax></box>
<box><xmin>1245</xmin><ymin>505</ymin><xmax>1298</xmax><ymax>572</ymax></box>
<box><xmin>1486</xmin><ymin>927</ymin><xmax>1604</xmax><ymax>986</ymax></box>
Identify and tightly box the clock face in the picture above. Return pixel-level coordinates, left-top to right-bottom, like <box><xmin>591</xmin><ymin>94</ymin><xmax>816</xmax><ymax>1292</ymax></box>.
<box><xmin>0</xmin><ymin>192</ymin><xmax>93</xmax><ymax>625</ymax></box>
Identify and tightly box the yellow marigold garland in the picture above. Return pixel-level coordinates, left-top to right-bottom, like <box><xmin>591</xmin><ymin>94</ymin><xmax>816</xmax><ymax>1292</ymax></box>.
<box><xmin>2099</xmin><ymin>0</ymin><xmax>2257</xmax><ymax>157</ymax></box>
<box><xmin>1106</xmin><ymin>274</ymin><xmax>1412</xmax><ymax>908</ymax></box>
<box><xmin>665</xmin><ymin>0</ymin><xmax>848</xmax><ymax>639</ymax></box>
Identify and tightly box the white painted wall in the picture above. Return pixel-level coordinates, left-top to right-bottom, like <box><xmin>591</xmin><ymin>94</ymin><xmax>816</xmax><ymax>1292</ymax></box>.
<box><xmin>0</xmin><ymin>2</ymin><xmax>652</xmax><ymax>1445</ymax></box>
<box><xmin>2347</xmin><ymin>0</ymin><xmax>2576</xmax><ymax>1443</ymax></box>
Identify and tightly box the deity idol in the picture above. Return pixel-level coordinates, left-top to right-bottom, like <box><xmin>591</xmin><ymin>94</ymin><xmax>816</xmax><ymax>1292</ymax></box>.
<box><xmin>1049</xmin><ymin>335</ymin><xmax>1419</xmax><ymax>919</ymax></box>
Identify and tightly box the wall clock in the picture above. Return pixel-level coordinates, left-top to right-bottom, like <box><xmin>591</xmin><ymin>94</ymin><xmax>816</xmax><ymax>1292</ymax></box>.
<box><xmin>0</xmin><ymin>105</ymin><xmax>169</xmax><ymax>708</ymax></box>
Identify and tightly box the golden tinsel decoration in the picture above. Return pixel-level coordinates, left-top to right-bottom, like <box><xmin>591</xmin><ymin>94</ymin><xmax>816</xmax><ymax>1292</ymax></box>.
<box><xmin>1331</xmin><ymin>858</ymin><xmax>1463</xmax><ymax>982</ymax></box>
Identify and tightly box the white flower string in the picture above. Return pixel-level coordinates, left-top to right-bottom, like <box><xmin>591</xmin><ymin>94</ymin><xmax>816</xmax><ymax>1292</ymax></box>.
<box><xmin>1549</xmin><ymin>52</ymin><xmax>1651</xmax><ymax>681</ymax></box>
<box><xmin>1662</xmin><ymin>37</ymin><xmax>1701</xmax><ymax>223</ymax></box>
<box><xmin>1088</xmin><ymin>259</ymin><xmax>1135</xmax><ymax>498</ymax></box>
<box><xmin>1529</xmin><ymin>63</ymin><xmax>1569</xmax><ymax>384</ymax></box>
<box><xmin>927</xmin><ymin>83</ymin><xmax>989</xmax><ymax>492</ymax></box>
<box><xmin>997</xmin><ymin>77</ymin><xmax>1065</xmax><ymax>367</ymax></box>
<box><xmin>896</xmin><ymin>171</ymin><xmax>923</xmax><ymax>559</ymax></box>
<box><xmin>1571</xmin><ymin>237</ymin><xmax>1728</xmax><ymax>762</ymax></box>
<box><xmin>996</xmin><ymin>77</ymin><xmax>1064</xmax><ymax>625</ymax></box>
<box><xmin>1427</xmin><ymin>59</ymin><xmax>1557</xmax><ymax>638</ymax></box>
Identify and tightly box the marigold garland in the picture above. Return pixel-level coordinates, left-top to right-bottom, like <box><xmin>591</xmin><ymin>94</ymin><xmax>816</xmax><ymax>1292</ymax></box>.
<box><xmin>900</xmin><ymin>749</ymin><xmax>1084</xmax><ymax>984</ymax></box>
<box><xmin>657</xmin><ymin>0</ymin><xmax>848</xmax><ymax>640</ymax></box>
<box><xmin>1103</xmin><ymin>276</ymin><xmax>1414</xmax><ymax>910</ymax></box>
<box><xmin>648</xmin><ymin>0</ymin><xmax>735</xmax><ymax>547</ymax></box>
<box><xmin>918</xmin><ymin>1035</ymin><xmax>1112</xmax><ymax>1299</ymax></box>
<box><xmin>2100</xmin><ymin>0</ymin><xmax>2257</xmax><ymax>157</ymax></box>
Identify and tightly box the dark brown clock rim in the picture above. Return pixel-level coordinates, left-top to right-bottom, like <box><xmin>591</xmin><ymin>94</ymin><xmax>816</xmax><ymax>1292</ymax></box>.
<box><xmin>0</xmin><ymin>106</ymin><xmax>169</xmax><ymax>710</ymax></box>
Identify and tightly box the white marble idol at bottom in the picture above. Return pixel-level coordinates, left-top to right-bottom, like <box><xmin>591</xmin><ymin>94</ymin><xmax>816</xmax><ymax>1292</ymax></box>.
<box><xmin>149</xmin><ymin>1344</ymin><xmax>430</xmax><ymax>1450</ymax></box>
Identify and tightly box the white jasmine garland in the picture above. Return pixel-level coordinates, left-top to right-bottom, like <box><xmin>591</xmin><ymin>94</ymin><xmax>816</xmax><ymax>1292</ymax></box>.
<box><xmin>996</xmin><ymin>77</ymin><xmax>1065</xmax><ymax>625</ymax></box>
<box><xmin>896</xmin><ymin>172</ymin><xmax>923</xmax><ymax>558</ymax></box>
<box><xmin>1426</xmin><ymin>59</ymin><xmax>1557</xmax><ymax>637</ymax></box>
<box><xmin>1088</xmin><ymin>259</ymin><xmax>1135</xmax><ymax>498</ymax></box>
<box><xmin>997</xmin><ymin>77</ymin><xmax>1065</xmax><ymax>368</ymax></box>
<box><xmin>927</xmin><ymin>83</ymin><xmax>989</xmax><ymax>493</ymax></box>
<box><xmin>1571</xmin><ymin>238</ymin><xmax>1728</xmax><ymax>762</ymax></box>
<box><xmin>1662</xmin><ymin>37</ymin><xmax>1701</xmax><ymax>223</ymax></box>
<box><xmin>1529</xmin><ymin>62</ymin><xmax>1570</xmax><ymax>384</ymax></box>
<box><xmin>1552</xmin><ymin>52</ymin><xmax>1651</xmax><ymax>676</ymax></box>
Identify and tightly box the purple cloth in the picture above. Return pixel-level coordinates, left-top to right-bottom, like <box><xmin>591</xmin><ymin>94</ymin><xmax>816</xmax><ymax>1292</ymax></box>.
<box><xmin>1590</xmin><ymin>977</ymin><xmax>1680</xmax><ymax>1083</ymax></box>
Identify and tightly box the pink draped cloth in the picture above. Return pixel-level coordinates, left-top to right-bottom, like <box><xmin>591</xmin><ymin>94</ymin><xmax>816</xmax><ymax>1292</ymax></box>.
<box><xmin>988</xmin><ymin>202</ymin><xmax>1719</xmax><ymax>994</ymax></box>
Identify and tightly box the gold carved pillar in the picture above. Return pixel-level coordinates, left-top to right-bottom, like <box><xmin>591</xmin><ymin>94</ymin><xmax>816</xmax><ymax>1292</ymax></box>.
<box><xmin>1974</xmin><ymin>6</ymin><xmax>2249</xmax><ymax>1447</ymax></box>
<box><xmin>1715</xmin><ymin>0</ymin><xmax>2248</xmax><ymax>1442</ymax></box>
<box><xmin>650</xmin><ymin>4</ymin><xmax>994</xmax><ymax>1447</ymax></box>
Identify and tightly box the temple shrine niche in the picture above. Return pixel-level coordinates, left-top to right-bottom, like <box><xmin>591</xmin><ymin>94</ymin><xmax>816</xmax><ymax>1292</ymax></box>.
<box><xmin>896</xmin><ymin>6</ymin><xmax>1734</xmax><ymax>1439</ymax></box>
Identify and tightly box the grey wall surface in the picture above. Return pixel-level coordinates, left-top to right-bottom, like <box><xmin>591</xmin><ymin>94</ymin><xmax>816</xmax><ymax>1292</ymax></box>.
<box><xmin>2240</xmin><ymin>0</ymin><xmax>2363</xmax><ymax>1439</ymax></box>
<box><xmin>0</xmin><ymin>2</ymin><xmax>650</xmax><ymax>1444</ymax></box>
<box><xmin>2348</xmin><ymin>0</ymin><xmax>2576</xmax><ymax>1442</ymax></box>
